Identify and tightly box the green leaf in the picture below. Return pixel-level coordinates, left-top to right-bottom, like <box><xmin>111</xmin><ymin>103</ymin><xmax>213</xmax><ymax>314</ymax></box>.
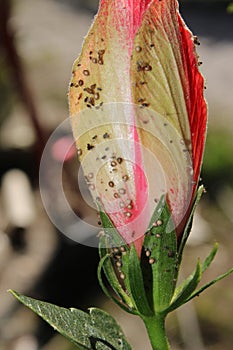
<box><xmin>166</xmin><ymin>259</ymin><xmax>202</xmax><ymax>313</ymax></box>
<box><xmin>177</xmin><ymin>186</ymin><xmax>204</xmax><ymax>265</ymax></box>
<box><xmin>142</xmin><ymin>196</ymin><xmax>178</xmax><ymax>313</ymax></box>
<box><xmin>10</xmin><ymin>290</ymin><xmax>132</xmax><ymax>350</ymax></box>
<box><xmin>128</xmin><ymin>244</ymin><xmax>153</xmax><ymax>316</ymax></box>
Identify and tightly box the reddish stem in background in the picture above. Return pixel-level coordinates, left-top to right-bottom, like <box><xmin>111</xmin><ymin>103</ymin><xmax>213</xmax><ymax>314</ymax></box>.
<box><xmin>0</xmin><ymin>0</ymin><xmax>47</xmax><ymax>160</ymax></box>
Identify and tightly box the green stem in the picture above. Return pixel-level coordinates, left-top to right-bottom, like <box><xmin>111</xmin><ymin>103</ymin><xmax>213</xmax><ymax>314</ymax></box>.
<box><xmin>143</xmin><ymin>313</ymin><xmax>170</xmax><ymax>350</ymax></box>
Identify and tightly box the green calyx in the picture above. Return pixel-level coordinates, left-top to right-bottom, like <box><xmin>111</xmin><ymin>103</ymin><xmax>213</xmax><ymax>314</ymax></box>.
<box><xmin>98</xmin><ymin>186</ymin><xmax>233</xmax><ymax>318</ymax></box>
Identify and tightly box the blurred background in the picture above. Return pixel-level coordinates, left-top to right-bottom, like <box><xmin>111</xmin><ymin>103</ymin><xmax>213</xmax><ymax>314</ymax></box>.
<box><xmin>0</xmin><ymin>0</ymin><xmax>232</xmax><ymax>349</ymax></box>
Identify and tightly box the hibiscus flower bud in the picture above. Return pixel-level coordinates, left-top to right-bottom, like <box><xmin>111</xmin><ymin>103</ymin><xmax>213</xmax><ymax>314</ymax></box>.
<box><xmin>69</xmin><ymin>0</ymin><xmax>207</xmax><ymax>254</ymax></box>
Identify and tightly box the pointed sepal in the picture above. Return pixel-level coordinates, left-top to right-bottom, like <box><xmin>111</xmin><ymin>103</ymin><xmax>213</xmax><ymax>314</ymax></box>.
<box><xmin>128</xmin><ymin>244</ymin><xmax>153</xmax><ymax>316</ymax></box>
<box><xmin>166</xmin><ymin>242</ymin><xmax>232</xmax><ymax>313</ymax></box>
<box><xmin>142</xmin><ymin>196</ymin><xmax>178</xmax><ymax>313</ymax></box>
<box><xmin>98</xmin><ymin>210</ymin><xmax>136</xmax><ymax>314</ymax></box>
<box><xmin>186</xmin><ymin>267</ymin><xmax>233</xmax><ymax>303</ymax></box>
<box><xmin>166</xmin><ymin>259</ymin><xmax>202</xmax><ymax>313</ymax></box>
<box><xmin>177</xmin><ymin>185</ymin><xmax>205</xmax><ymax>265</ymax></box>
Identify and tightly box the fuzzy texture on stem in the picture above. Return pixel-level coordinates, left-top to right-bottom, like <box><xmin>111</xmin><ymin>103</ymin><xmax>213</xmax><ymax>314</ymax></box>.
<box><xmin>143</xmin><ymin>314</ymin><xmax>170</xmax><ymax>350</ymax></box>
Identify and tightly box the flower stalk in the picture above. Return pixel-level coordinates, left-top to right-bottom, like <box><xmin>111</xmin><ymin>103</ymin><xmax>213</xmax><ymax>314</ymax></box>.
<box><xmin>143</xmin><ymin>314</ymin><xmax>170</xmax><ymax>350</ymax></box>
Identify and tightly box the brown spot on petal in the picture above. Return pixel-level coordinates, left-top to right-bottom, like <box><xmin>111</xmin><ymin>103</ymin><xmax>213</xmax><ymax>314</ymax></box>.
<box><xmin>144</xmin><ymin>64</ymin><xmax>152</xmax><ymax>71</ymax></box>
<box><xmin>84</xmin><ymin>87</ymin><xmax>95</xmax><ymax>94</ymax></box>
<box><xmin>135</xmin><ymin>46</ymin><xmax>142</xmax><ymax>52</ymax></box>
<box><xmin>193</xmin><ymin>36</ymin><xmax>200</xmax><ymax>45</ymax></box>
<box><xmin>138</xmin><ymin>98</ymin><xmax>145</xmax><ymax>103</ymax></box>
<box><xmin>87</xmin><ymin>143</ymin><xmax>94</xmax><ymax>150</ymax></box>
<box><xmin>83</xmin><ymin>70</ymin><xmax>90</xmax><ymax>76</ymax></box>
<box><xmin>89</xmin><ymin>97</ymin><xmax>95</xmax><ymax>106</ymax></box>
<box><xmin>141</xmin><ymin>102</ymin><xmax>150</xmax><ymax>107</ymax></box>
<box><xmin>122</xmin><ymin>175</ymin><xmax>129</xmax><ymax>182</ymax></box>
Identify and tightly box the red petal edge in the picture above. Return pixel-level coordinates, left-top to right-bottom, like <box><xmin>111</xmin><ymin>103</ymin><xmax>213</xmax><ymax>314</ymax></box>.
<box><xmin>177</xmin><ymin>12</ymin><xmax>207</xmax><ymax>186</ymax></box>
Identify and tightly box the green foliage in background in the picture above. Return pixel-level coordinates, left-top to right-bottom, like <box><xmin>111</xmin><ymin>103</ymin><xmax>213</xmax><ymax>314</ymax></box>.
<box><xmin>202</xmin><ymin>129</ymin><xmax>233</xmax><ymax>196</ymax></box>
